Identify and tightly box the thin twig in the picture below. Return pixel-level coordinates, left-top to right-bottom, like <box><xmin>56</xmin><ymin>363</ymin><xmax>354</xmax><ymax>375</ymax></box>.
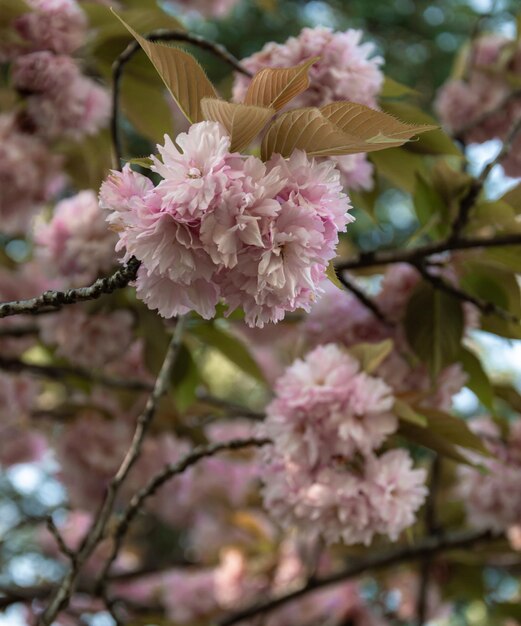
<box><xmin>0</xmin><ymin>356</ymin><xmax>153</xmax><ymax>392</ymax></box>
<box><xmin>195</xmin><ymin>390</ymin><xmax>265</xmax><ymax>420</ymax></box>
<box><xmin>37</xmin><ymin>317</ymin><xmax>187</xmax><ymax>626</ymax></box>
<box><xmin>111</xmin><ymin>30</ymin><xmax>250</xmax><ymax>165</ymax></box>
<box><xmin>415</xmin><ymin>456</ymin><xmax>442</xmax><ymax>626</ymax></box>
<box><xmin>0</xmin><ymin>258</ymin><xmax>140</xmax><ymax>320</ymax></box>
<box><xmin>415</xmin><ymin>262</ymin><xmax>520</xmax><ymax>324</ymax></box>
<box><xmin>450</xmin><ymin>109</ymin><xmax>521</xmax><ymax>241</ymax></box>
<box><xmin>95</xmin><ymin>436</ymin><xmax>270</xmax><ymax>595</ymax></box>
<box><xmin>218</xmin><ymin>529</ymin><xmax>494</xmax><ymax>626</ymax></box>
<box><xmin>45</xmin><ymin>516</ymin><xmax>75</xmax><ymax>563</ymax></box>
<box><xmin>451</xmin><ymin>113</ymin><xmax>521</xmax><ymax>239</ymax></box>
<box><xmin>337</xmin><ymin>272</ymin><xmax>393</xmax><ymax>326</ymax></box>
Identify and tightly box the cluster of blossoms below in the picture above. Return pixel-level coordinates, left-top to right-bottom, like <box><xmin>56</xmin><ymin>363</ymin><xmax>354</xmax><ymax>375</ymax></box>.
<box><xmin>458</xmin><ymin>417</ymin><xmax>521</xmax><ymax>532</ymax></box>
<box><xmin>258</xmin><ymin>344</ymin><xmax>427</xmax><ymax>545</ymax></box>
<box><xmin>435</xmin><ymin>33</ymin><xmax>521</xmax><ymax>177</ymax></box>
<box><xmin>233</xmin><ymin>27</ymin><xmax>384</xmax><ymax>191</ymax></box>
<box><xmin>100</xmin><ymin>121</ymin><xmax>352</xmax><ymax>327</ymax></box>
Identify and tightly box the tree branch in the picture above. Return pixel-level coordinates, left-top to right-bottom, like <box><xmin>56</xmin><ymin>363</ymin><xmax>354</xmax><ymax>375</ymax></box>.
<box><xmin>95</xmin><ymin>436</ymin><xmax>270</xmax><ymax>595</ymax></box>
<box><xmin>37</xmin><ymin>316</ymin><xmax>187</xmax><ymax>626</ymax></box>
<box><xmin>451</xmin><ymin>113</ymin><xmax>521</xmax><ymax>239</ymax></box>
<box><xmin>337</xmin><ymin>272</ymin><xmax>393</xmax><ymax>326</ymax></box>
<box><xmin>0</xmin><ymin>257</ymin><xmax>140</xmax><ymax>320</ymax></box>
<box><xmin>0</xmin><ymin>355</ymin><xmax>153</xmax><ymax>392</ymax></box>
<box><xmin>335</xmin><ymin>233</ymin><xmax>521</xmax><ymax>271</ymax></box>
<box><xmin>45</xmin><ymin>516</ymin><xmax>75</xmax><ymax>563</ymax></box>
<box><xmin>415</xmin><ymin>456</ymin><xmax>442</xmax><ymax>626</ymax></box>
<box><xmin>219</xmin><ymin>529</ymin><xmax>495</xmax><ymax>626</ymax></box>
<box><xmin>111</xmin><ymin>30</ymin><xmax>250</xmax><ymax>165</ymax></box>
<box><xmin>414</xmin><ymin>262</ymin><xmax>520</xmax><ymax>324</ymax></box>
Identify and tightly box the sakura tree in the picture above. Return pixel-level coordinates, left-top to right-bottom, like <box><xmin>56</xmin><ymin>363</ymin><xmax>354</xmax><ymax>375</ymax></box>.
<box><xmin>0</xmin><ymin>1</ymin><xmax>521</xmax><ymax>625</ymax></box>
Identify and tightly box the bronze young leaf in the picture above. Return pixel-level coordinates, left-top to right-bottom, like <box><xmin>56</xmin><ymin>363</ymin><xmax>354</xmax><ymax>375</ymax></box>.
<box><xmin>112</xmin><ymin>10</ymin><xmax>217</xmax><ymax>123</ymax></box>
<box><xmin>244</xmin><ymin>56</ymin><xmax>319</xmax><ymax>110</ymax></box>
<box><xmin>261</xmin><ymin>103</ymin><xmax>437</xmax><ymax>160</ymax></box>
<box><xmin>200</xmin><ymin>99</ymin><xmax>275</xmax><ymax>152</ymax></box>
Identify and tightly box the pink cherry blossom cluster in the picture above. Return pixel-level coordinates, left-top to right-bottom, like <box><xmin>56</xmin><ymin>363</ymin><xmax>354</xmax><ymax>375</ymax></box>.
<box><xmin>435</xmin><ymin>34</ymin><xmax>521</xmax><ymax>177</ymax></box>
<box><xmin>99</xmin><ymin>121</ymin><xmax>352</xmax><ymax>327</ymax></box>
<box><xmin>0</xmin><ymin>372</ymin><xmax>46</xmax><ymax>467</ymax></box>
<box><xmin>233</xmin><ymin>27</ymin><xmax>384</xmax><ymax>191</ymax></box>
<box><xmin>258</xmin><ymin>344</ymin><xmax>427</xmax><ymax>545</ymax></box>
<box><xmin>40</xmin><ymin>306</ymin><xmax>134</xmax><ymax>369</ymax></box>
<box><xmin>6</xmin><ymin>0</ymin><xmax>87</xmax><ymax>59</ymax></box>
<box><xmin>458</xmin><ymin>417</ymin><xmax>521</xmax><ymax>532</ymax></box>
<box><xmin>34</xmin><ymin>190</ymin><xmax>117</xmax><ymax>285</ymax></box>
<box><xmin>0</xmin><ymin>113</ymin><xmax>62</xmax><ymax>234</ymax></box>
<box><xmin>12</xmin><ymin>51</ymin><xmax>110</xmax><ymax>140</ymax></box>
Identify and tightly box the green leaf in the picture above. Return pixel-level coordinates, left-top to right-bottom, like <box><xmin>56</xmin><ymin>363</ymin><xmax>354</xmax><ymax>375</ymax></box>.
<box><xmin>493</xmin><ymin>383</ymin><xmax>521</xmax><ymax>413</ymax></box>
<box><xmin>422</xmin><ymin>408</ymin><xmax>490</xmax><ymax>456</ymax></box>
<box><xmin>171</xmin><ymin>343</ymin><xmax>199</xmax><ymax>411</ymax></box>
<box><xmin>325</xmin><ymin>261</ymin><xmax>344</xmax><ymax>291</ymax></box>
<box><xmin>0</xmin><ymin>0</ymin><xmax>29</xmax><ymax>27</ymax></box>
<box><xmin>120</xmin><ymin>75</ymin><xmax>175</xmax><ymax>143</ymax></box>
<box><xmin>500</xmin><ymin>182</ymin><xmax>521</xmax><ymax>213</ymax></box>
<box><xmin>190</xmin><ymin>323</ymin><xmax>266</xmax><ymax>383</ymax></box>
<box><xmin>460</xmin><ymin>263</ymin><xmax>515</xmax><ymax>311</ymax></box>
<box><xmin>468</xmin><ymin>199</ymin><xmax>521</xmax><ymax>235</ymax></box>
<box><xmin>459</xmin><ymin>347</ymin><xmax>494</xmax><ymax>410</ymax></box>
<box><xmin>382</xmin><ymin>101</ymin><xmax>461</xmax><ymax>156</ymax></box>
<box><xmin>404</xmin><ymin>282</ymin><xmax>465</xmax><ymax>377</ymax></box>
<box><xmin>413</xmin><ymin>173</ymin><xmax>449</xmax><ymax>238</ymax></box>
<box><xmin>125</xmin><ymin>156</ymin><xmax>154</xmax><ymax>169</ymax></box>
<box><xmin>394</xmin><ymin>399</ymin><xmax>428</xmax><ymax>427</ymax></box>
<box><xmin>58</xmin><ymin>131</ymin><xmax>113</xmax><ymax>191</ymax></box>
<box><xmin>398</xmin><ymin>421</ymin><xmax>474</xmax><ymax>465</ymax></box>
<box><xmin>482</xmin><ymin>246</ymin><xmax>521</xmax><ymax>273</ymax></box>
<box><xmin>348</xmin><ymin>339</ymin><xmax>394</xmax><ymax>374</ymax></box>
<box><xmin>370</xmin><ymin>147</ymin><xmax>429</xmax><ymax>192</ymax></box>
<box><xmin>349</xmin><ymin>185</ymin><xmax>380</xmax><ymax>221</ymax></box>
<box><xmin>380</xmin><ymin>76</ymin><xmax>419</xmax><ymax>98</ymax></box>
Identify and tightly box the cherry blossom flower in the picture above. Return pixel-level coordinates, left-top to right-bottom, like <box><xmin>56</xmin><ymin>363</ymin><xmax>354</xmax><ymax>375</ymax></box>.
<box><xmin>0</xmin><ymin>114</ymin><xmax>62</xmax><ymax>234</ymax></box>
<box><xmin>35</xmin><ymin>190</ymin><xmax>117</xmax><ymax>284</ymax></box>
<box><xmin>458</xmin><ymin>417</ymin><xmax>521</xmax><ymax>532</ymax></box>
<box><xmin>40</xmin><ymin>307</ymin><xmax>134</xmax><ymax>369</ymax></box>
<box><xmin>100</xmin><ymin>122</ymin><xmax>352</xmax><ymax>327</ymax></box>
<box><xmin>13</xmin><ymin>0</ymin><xmax>87</xmax><ymax>56</ymax></box>
<box><xmin>258</xmin><ymin>344</ymin><xmax>426</xmax><ymax>545</ymax></box>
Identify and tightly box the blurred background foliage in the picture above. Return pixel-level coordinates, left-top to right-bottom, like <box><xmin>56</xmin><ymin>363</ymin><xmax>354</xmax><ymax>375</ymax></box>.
<box><xmin>182</xmin><ymin>0</ymin><xmax>519</xmax><ymax>103</ymax></box>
